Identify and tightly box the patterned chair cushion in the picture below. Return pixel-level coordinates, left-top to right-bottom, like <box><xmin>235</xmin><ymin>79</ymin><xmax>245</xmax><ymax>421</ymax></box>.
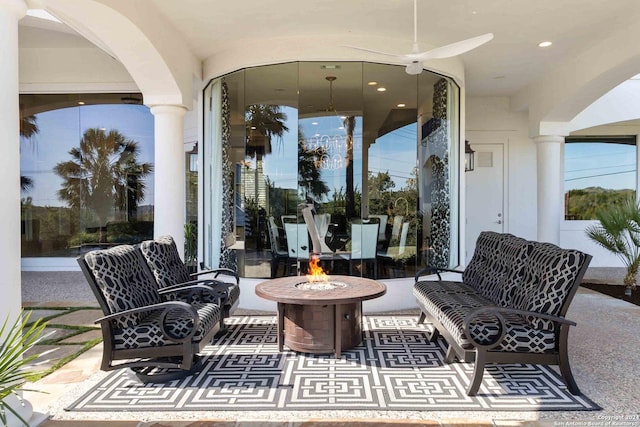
<box><xmin>140</xmin><ymin>236</ymin><xmax>191</xmax><ymax>287</ymax></box>
<box><xmin>140</xmin><ymin>235</ymin><xmax>240</xmax><ymax>310</ymax></box>
<box><xmin>489</xmin><ymin>234</ymin><xmax>533</xmax><ymax>306</ymax></box>
<box><xmin>413</xmin><ymin>280</ymin><xmax>477</xmax><ymax>298</ymax></box>
<box><xmin>84</xmin><ymin>245</ymin><xmax>161</xmax><ymax>329</ymax></box>
<box><xmin>511</xmin><ymin>242</ymin><xmax>588</xmax><ymax>329</ymax></box>
<box><xmin>113</xmin><ymin>301</ymin><xmax>221</xmax><ymax>350</ymax></box>
<box><xmin>462</xmin><ymin>231</ymin><xmax>504</xmax><ymax>291</ymax></box>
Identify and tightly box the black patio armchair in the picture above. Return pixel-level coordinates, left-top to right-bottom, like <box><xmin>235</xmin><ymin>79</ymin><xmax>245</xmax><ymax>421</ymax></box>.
<box><xmin>78</xmin><ymin>244</ymin><xmax>222</xmax><ymax>382</ymax></box>
<box><xmin>139</xmin><ymin>235</ymin><xmax>240</xmax><ymax>331</ymax></box>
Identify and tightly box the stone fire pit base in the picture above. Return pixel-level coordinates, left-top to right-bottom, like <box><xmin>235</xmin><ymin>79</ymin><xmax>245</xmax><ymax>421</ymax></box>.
<box><xmin>284</xmin><ymin>302</ymin><xmax>361</xmax><ymax>354</ymax></box>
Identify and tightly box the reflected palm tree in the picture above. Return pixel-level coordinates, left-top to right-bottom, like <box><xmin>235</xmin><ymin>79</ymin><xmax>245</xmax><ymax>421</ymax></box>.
<box><xmin>54</xmin><ymin>128</ymin><xmax>152</xmax><ymax>240</ymax></box>
<box><xmin>344</xmin><ymin>115</ymin><xmax>356</xmax><ymax>219</ymax></box>
<box><xmin>245</xmin><ymin>104</ymin><xmax>289</xmax><ymax>158</ymax></box>
<box><xmin>20</xmin><ymin>115</ymin><xmax>39</xmax><ymax>193</ymax></box>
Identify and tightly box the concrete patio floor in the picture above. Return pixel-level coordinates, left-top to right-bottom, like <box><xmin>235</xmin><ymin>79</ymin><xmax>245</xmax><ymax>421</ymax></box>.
<box><xmin>20</xmin><ymin>269</ymin><xmax>640</xmax><ymax>426</ymax></box>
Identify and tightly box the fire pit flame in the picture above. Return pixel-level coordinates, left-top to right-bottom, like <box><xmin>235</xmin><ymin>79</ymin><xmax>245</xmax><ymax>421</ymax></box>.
<box><xmin>306</xmin><ymin>256</ymin><xmax>328</xmax><ymax>283</ymax></box>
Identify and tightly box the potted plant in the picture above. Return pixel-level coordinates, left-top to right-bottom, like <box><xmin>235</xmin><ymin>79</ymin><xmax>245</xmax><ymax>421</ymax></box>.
<box><xmin>0</xmin><ymin>310</ymin><xmax>47</xmax><ymax>426</ymax></box>
<box><xmin>585</xmin><ymin>196</ymin><xmax>640</xmax><ymax>296</ymax></box>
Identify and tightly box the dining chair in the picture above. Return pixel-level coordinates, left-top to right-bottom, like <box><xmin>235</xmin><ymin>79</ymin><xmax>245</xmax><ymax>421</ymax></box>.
<box><xmin>283</xmin><ymin>222</ymin><xmax>310</xmax><ymax>272</ymax></box>
<box><xmin>349</xmin><ymin>221</ymin><xmax>379</xmax><ymax>278</ymax></box>
<box><xmin>369</xmin><ymin>214</ymin><xmax>388</xmax><ymax>242</ymax></box>
<box><xmin>378</xmin><ymin>222</ymin><xmax>412</xmax><ymax>277</ymax></box>
<box><xmin>267</xmin><ymin>216</ymin><xmax>289</xmax><ymax>277</ymax></box>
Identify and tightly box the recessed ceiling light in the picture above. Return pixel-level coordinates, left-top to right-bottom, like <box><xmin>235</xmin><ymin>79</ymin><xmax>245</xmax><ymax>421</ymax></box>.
<box><xmin>397</xmin><ymin>103</ymin><xmax>406</xmax><ymax>108</ymax></box>
<box><xmin>77</xmin><ymin>101</ymin><xmax>85</xmax><ymax>105</ymax></box>
<box><xmin>377</xmin><ymin>87</ymin><xmax>387</xmax><ymax>92</ymax></box>
<box><xmin>250</xmin><ymin>126</ymin><xmax>257</xmax><ymax>130</ymax></box>
<box><xmin>311</xmin><ymin>122</ymin><xmax>318</xmax><ymax>125</ymax></box>
<box><xmin>538</xmin><ymin>41</ymin><xmax>553</xmax><ymax>48</ymax></box>
<box><xmin>367</xmin><ymin>81</ymin><xmax>378</xmax><ymax>86</ymax></box>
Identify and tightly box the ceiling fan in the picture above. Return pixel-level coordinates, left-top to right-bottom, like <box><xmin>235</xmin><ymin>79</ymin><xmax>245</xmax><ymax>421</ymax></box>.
<box><xmin>344</xmin><ymin>0</ymin><xmax>494</xmax><ymax>75</ymax></box>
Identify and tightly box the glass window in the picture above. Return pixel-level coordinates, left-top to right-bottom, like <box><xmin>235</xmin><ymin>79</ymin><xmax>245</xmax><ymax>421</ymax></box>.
<box><xmin>564</xmin><ymin>136</ymin><xmax>637</xmax><ymax>220</ymax></box>
<box><xmin>203</xmin><ymin>62</ymin><xmax>460</xmax><ymax>279</ymax></box>
<box><xmin>20</xmin><ymin>94</ymin><xmax>154</xmax><ymax>257</ymax></box>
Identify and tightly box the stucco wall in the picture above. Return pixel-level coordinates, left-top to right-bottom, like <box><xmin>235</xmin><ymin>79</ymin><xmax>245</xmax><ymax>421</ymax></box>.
<box><xmin>19</xmin><ymin>47</ymin><xmax>137</xmax><ymax>91</ymax></box>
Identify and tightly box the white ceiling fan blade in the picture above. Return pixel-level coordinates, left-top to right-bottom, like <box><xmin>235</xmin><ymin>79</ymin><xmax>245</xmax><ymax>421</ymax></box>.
<box><xmin>342</xmin><ymin>45</ymin><xmax>403</xmax><ymax>59</ymax></box>
<box><xmin>411</xmin><ymin>33</ymin><xmax>494</xmax><ymax>62</ymax></box>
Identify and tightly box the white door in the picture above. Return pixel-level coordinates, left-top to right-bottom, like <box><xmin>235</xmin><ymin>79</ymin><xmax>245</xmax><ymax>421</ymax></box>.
<box><xmin>465</xmin><ymin>143</ymin><xmax>505</xmax><ymax>261</ymax></box>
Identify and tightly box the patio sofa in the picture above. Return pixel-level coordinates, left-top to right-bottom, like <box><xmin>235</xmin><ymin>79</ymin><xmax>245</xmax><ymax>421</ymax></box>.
<box><xmin>413</xmin><ymin>231</ymin><xmax>592</xmax><ymax>396</ymax></box>
<box><xmin>78</xmin><ymin>244</ymin><xmax>222</xmax><ymax>382</ymax></box>
<box><xmin>139</xmin><ymin>235</ymin><xmax>240</xmax><ymax>332</ymax></box>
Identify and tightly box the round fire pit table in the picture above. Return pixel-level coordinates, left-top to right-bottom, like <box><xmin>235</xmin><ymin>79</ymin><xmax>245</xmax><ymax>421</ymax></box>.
<box><xmin>255</xmin><ymin>275</ymin><xmax>386</xmax><ymax>357</ymax></box>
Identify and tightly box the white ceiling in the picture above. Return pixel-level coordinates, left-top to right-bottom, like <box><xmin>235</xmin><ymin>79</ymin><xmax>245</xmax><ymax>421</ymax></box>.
<box><xmin>18</xmin><ymin>0</ymin><xmax>640</xmax><ymax>97</ymax></box>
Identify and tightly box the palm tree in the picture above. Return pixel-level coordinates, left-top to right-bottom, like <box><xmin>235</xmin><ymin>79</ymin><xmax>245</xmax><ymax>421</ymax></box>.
<box><xmin>20</xmin><ymin>115</ymin><xmax>39</xmax><ymax>140</ymax></box>
<box><xmin>245</xmin><ymin>104</ymin><xmax>289</xmax><ymax>158</ymax></box>
<box><xmin>585</xmin><ymin>196</ymin><xmax>640</xmax><ymax>295</ymax></box>
<box><xmin>20</xmin><ymin>114</ymin><xmax>39</xmax><ymax>193</ymax></box>
<box><xmin>344</xmin><ymin>115</ymin><xmax>356</xmax><ymax>219</ymax></box>
<box><xmin>54</xmin><ymin>128</ymin><xmax>152</xmax><ymax>240</ymax></box>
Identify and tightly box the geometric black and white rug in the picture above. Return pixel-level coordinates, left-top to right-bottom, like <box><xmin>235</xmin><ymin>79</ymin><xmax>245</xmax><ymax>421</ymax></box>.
<box><xmin>66</xmin><ymin>315</ymin><xmax>599</xmax><ymax>412</ymax></box>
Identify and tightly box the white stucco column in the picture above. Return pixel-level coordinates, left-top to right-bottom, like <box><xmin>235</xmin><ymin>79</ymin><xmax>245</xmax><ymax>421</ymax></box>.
<box><xmin>535</xmin><ymin>135</ymin><xmax>564</xmax><ymax>244</ymax></box>
<box><xmin>0</xmin><ymin>0</ymin><xmax>26</xmax><ymax>324</ymax></box>
<box><xmin>150</xmin><ymin>105</ymin><xmax>188</xmax><ymax>258</ymax></box>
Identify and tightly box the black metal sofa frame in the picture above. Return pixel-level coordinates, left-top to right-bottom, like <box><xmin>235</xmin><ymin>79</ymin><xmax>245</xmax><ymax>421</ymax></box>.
<box><xmin>78</xmin><ymin>244</ymin><xmax>222</xmax><ymax>382</ymax></box>
<box><xmin>414</xmin><ymin>231</ymin><xmax>592</xmax><ymax>396</ymax></box>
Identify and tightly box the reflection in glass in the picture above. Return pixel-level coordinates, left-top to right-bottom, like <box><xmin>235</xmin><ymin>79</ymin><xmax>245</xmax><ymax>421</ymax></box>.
<box><xmin>20</xmin><ymin>94</ymin><xmax>154</xmax><ymax>257</ymax></box>
<box><xmin>204</xmin><ymin>62</ymin><xmax>460</xmax><ymax>279</ymax></box>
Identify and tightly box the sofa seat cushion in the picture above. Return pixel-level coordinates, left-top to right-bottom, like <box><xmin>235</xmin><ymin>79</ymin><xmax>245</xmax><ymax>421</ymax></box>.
<box><xmin>438</xmin><ymin>304</ymin><xmax>556</xmax><ymax>353</ymax></box>
<box><xmin>113</xmin><ymin>302</ymin><xmax>221</xmax><ymax>350</ymax></box>
<box><xmin>414</xmin><ymin>280</ymin><xmax>477</xmax><ymax>298</ymax></box>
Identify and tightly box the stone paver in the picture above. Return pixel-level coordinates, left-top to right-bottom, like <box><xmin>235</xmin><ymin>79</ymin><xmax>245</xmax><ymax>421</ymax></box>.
<box><xmin>58</xmin><ymin>329</ymin><xmax>102</xmax><ymax>344</ymax></box>
<box><xmin>25</xmin><ymin>344</ymin><xmax>85</xmax><ymax>372</ymax></box>
<box><xmin>48</xmin><ymin>309</ymin><xmax>103</xmax><ymax>328</ymax></box>
<box><xmin>39</xmin><ymin>326</ymin><xmax>78</xmax><ymax>342</ymax></box>
<box><xmin>23</xmin><ymin>309</ymin><xmax>68</xmax><ymax>323</ymax></box>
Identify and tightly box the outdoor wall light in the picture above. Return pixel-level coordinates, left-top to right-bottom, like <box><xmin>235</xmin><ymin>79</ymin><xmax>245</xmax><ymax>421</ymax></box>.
<box><xmin>189</xmin><ymin>144</ymin><xmax>198</xmax><ymax>172</ymax></box>
<box><xmin>465</xmin><ymin>140</ymin><xmax>475</xmax><ymax>172</ymax></box>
